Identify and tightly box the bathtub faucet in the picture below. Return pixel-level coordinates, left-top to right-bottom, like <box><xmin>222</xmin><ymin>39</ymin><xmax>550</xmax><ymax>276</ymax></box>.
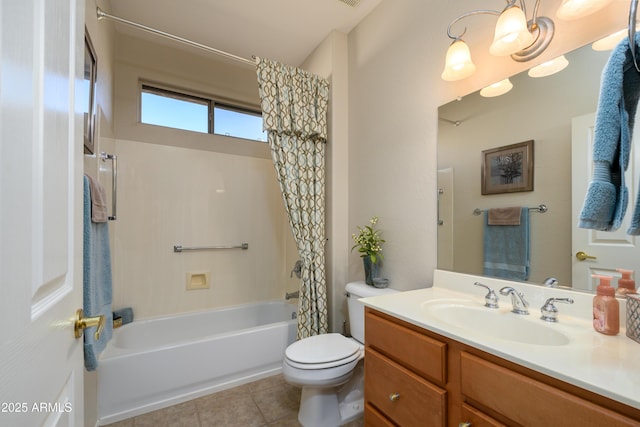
<box><xmin>285</xmin><ymin>291</ymin><xmax>300</xmax><ymax>300</ymax></box>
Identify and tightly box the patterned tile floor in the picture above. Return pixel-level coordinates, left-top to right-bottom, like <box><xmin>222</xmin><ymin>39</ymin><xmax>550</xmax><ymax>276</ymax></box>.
<box><xmin>103</xmin><ymin>374</ymin><xmax>364</xmax><ymax>427</ymax></box>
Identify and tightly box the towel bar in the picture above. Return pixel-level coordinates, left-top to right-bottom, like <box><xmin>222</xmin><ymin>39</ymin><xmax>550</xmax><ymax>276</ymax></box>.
<box><xmin>473</xmin><ymin>204</ymin><xmax>547</xmax><ymax>216</ymax></box>
<box><xmin>173</xmin><ymin>243</ymin><xmax>249</xmax><ymax>253</ymax></box>
<box><xmin>100</xmin><ymin>152</ymin><xmax>117</xmax><ymax>221</ymax></box>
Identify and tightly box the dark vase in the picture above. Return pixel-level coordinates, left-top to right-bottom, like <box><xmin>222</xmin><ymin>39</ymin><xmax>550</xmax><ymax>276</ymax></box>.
<box><xmin>363</xmin><ymin>255</ymin><xmax>379</xmax><ymax>286</ymax></box>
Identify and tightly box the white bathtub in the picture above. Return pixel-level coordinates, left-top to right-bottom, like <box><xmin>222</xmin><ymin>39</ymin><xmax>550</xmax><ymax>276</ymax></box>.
<box><xmin>97</xmin><ymin>300</ymin><xmax>297</xmax><ymax>425</ymax></box>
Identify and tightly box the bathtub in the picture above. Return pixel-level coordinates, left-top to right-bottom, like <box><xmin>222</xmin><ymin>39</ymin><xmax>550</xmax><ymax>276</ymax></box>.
<box><xmin>97</xmin><ymin>300</ymin><xmax>297</xmax><ymax>425</ymax></box>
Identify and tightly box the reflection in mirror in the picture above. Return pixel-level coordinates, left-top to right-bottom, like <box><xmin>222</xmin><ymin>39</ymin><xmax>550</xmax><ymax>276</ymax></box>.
<box><xmin>437</xmin><ymin>43</ymin><xmax>617</xmax><ymax>292</ymax></box>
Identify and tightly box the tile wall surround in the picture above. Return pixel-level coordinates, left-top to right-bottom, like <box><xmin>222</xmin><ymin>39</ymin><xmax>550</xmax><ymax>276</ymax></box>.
<box><xmin>111</xmin><ymin>139</ymin><xmax>299</xmax><ymax>320</ymax></box>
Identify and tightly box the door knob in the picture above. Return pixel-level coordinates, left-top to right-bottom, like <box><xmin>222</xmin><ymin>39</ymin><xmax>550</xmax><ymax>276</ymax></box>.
<box><xmin>576</xmin><ymin>251</ymin><xmax>597</xmax><ymax>261</ymax></box>
<box><xmin>74</xmin><ymin>309</ymin><xmax>105</xmax><ymax>340</ymax></box>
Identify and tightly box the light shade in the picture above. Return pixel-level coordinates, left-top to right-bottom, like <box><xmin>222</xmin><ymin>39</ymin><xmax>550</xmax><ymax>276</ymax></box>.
<box><xmin>480</xmin><ymin>78</ymin><xmax>513</xmax><ymax>97</ymax></box>
<box><xmin>556</xmin><ymin>0</ymin><xmax>614</xmax><ymax>20</ymax></box>
<box><xmin>528</xmin><ymin>55</ymin><xmax>569</xmax><ymax>77</ymax></box>
<box><xmin>489</xmin><ymin>6</ymin><xmax>535</xmax><ymax>56</ymax></box>
<box><xmin>441</xmin><ymin>39</ymin><xmax>477</xmax><ymax>81</ymax></box>
<box><xmin>592</xmin><ymin>29</ymin><xmax>627</xmax><ymax>51</ymax></box>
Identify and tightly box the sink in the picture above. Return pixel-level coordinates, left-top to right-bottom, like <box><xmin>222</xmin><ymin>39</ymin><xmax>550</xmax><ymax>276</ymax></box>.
<box><xmin>421</xmin><ymin>300</ymin><xmax>570</xmax><ymax>346</ymax></box>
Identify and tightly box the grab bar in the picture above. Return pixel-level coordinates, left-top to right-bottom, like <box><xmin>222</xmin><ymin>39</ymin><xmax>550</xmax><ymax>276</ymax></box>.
<box><xmin>173</xmin><ymin>243</ymin><xmax>249</xmax><ymax>253</ymax></box>
<box><xmin>100</xmin><ymin>152</ymin><xmax>117</xmax><ymax>221</ymax></box>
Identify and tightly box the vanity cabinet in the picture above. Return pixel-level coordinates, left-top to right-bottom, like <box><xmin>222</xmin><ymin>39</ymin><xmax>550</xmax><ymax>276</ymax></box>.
<box><xmin>364</xmin><ymin>307</ymin><xmax>640</xmax><ymax>427</ymax></box>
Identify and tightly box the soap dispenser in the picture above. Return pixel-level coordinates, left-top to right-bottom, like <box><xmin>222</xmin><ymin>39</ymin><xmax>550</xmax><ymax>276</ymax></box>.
<box><xmin>592</xmin><ymin>275</ymin><xmax>619</xmax><ymax>335</ymax></box>
<box><xmin>616</xmin><ymin>268</ymin><xmax>637</xmax><ymax>296</ymax></box>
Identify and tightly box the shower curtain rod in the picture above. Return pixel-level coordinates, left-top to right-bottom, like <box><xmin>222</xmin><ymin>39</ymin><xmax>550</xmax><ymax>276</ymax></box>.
<box><xmin>96</xmin><ymin>7</ymin><xmax>256</xmax><ymax>67</ymax></box>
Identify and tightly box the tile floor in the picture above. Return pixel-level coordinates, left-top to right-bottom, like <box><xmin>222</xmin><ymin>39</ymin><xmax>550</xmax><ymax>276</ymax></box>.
<box><xmin>103</xmin><ymin>374</ymin><xmax>365</xmax><ymax>427</ymax></box>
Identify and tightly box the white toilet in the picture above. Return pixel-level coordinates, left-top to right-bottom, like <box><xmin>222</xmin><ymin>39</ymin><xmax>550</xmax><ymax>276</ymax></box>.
<box><xmin>283</xmin><ymin>281</ymin><xmax>398</xmax><ymax>427</ymax></box>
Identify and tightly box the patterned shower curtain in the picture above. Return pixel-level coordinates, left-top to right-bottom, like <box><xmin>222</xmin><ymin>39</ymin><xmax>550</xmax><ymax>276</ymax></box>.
<box><xmin>255</xmin><ymin>57</ymin><xmax>329</xmax><ymax>339</ymax></box>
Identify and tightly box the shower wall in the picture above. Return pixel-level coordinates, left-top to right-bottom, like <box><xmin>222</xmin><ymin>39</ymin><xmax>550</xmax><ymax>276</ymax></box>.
<box><xmin>112</xmin><ymin>33</ymin><xmax>299</xmax><ymax>320</ymax></box>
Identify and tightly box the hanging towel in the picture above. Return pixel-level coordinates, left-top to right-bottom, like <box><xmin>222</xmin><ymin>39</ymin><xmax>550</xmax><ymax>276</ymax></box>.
<box><xmin>579</xmin><ymin>33</ymin><xmax>640</xmax><ymax>233</ymax></box>
<box><xmin>488</xmin><ymin>207</ymin><xmax>522</xmax><ymax>225</ymax></box>
<box><xmin>84</xmin><ymin>173</ymin><xmax>108</xmax><ymax>223</ymax></box>
<box><xmin>483</xmin><ymin>208</ymin><xmax>530</xmax><ymax>281</ymax></box>
<box><xmin>83</xmin><ymin>175</ymin><xmax>113</xmax><ymax>371</ymax></box>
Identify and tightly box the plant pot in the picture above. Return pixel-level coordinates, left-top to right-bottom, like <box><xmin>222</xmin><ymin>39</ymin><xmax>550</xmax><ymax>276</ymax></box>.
<box><xmin>363</xmin><ymin>255</ymin><xmax>379</xmax><ymax>286</ymax></box>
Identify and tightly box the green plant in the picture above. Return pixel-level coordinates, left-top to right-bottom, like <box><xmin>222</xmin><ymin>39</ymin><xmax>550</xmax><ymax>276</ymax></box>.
<box><xmin>351</xmin><ymin>216</ymin><xmax>385</xmax><ymax>263</ymax></box>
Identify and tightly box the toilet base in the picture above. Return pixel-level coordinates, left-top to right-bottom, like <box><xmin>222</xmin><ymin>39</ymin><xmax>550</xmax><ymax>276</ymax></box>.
<box><xmin>296</xmin><ymin>362</ymin><xmax>364</xmax><ymax>427</ymax></box>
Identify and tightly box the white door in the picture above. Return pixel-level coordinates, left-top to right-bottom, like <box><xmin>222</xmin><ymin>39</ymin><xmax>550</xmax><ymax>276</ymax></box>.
<box><xmin>571</xmin><ymin>113</ymin><xmax>640</xmax><ymax>291</ymax></box>
<box><xmin>0</xmin><ymin>1</ymin><xmax>85</xmax><ymax>426</ymax></box>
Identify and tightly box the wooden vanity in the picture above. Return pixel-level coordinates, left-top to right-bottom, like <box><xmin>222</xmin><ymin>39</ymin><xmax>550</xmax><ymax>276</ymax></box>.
<box><xmin>364</xmin><ymin>301</ymin><xmax>640</xmax><ymax>426</ymax></box>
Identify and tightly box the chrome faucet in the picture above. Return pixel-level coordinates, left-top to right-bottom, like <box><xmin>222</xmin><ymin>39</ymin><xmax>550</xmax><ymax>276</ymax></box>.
<box><xmin>543</xmin><ymin>277</ymin><xmax>559</xmax><ymax>287</ymax></box>
<box><xmin>540</xmin><ymin>297</ymin><xmax>574</xmax><ymax>322</ymax></box>
<box><xmin>473</xmin><ymin>282</ymin><xmax>499</xmax><ymax>308</ymax></box>
<box><xmin>499</xmin><ymin>287</ymin><xmax>529</xmax><ymax>315</ymax></box>
<box><xmin>285</xmin><ymin>290</ymin><xmax>300</xmax><ymax>300</ymax></box>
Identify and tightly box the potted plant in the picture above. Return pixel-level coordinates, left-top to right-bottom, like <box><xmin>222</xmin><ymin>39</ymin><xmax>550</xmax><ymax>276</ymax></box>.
<box><xmin>351</xmin><ymin>216</ymin><xmax>385</xmax><ymax>286</ymax></box>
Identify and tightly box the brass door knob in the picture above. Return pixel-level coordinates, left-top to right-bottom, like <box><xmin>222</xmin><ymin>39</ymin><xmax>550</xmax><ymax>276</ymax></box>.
<box><xmin>74</xmin><ymin>309</ymin><xmax>105</xmax><ymax>340</ymax></box>
<box><xmin>576</xmin><ymin>251</ymin><xmax>597</xmax><ymax>261</ymax></box>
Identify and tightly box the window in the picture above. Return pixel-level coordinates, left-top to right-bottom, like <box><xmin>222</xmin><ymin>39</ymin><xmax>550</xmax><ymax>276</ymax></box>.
<box><xmin>141</xmin><ymin>84</ymin><xmax>266</xmax><ymax>142</ymax></box>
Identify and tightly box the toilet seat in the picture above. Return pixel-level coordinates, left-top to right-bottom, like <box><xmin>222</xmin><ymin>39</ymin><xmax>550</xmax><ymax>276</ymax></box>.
<box><xmin>285</xmin><ymin>333</ymin><xmax>361</xmax><ymax>370</ymax></box>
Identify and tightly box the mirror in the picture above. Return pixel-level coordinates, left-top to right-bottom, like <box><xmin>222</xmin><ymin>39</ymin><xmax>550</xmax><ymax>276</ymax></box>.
<box><xmin>83</xmin><ymin>28</ymin><xmax>98</xmax><ymax>155</ymax></box>
<box><xmin>437</xmin><ymin>43</ymin><xmax>615</xmax><ymax>291</ymax></box>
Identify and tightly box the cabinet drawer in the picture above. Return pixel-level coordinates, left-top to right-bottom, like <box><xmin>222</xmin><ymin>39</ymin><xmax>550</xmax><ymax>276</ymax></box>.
<box><xmin>461</xmin><ymin>403</ymin><xmax>506</xmax><ymax>427</ymax></box>
<box><xmin>364</xmin><ymin>403</ymin><xmax>395</xmax><ymax>427</ymax></box>
<box><xmin>365</xmin><ymin>348</ymin><xmax>446</xmax><ymax>427</ymax></box>
<box><xmin>365</xmin><ymin>310</ymin><xmax>447</xmax><ymax>384</ymax></box>
<box><xmin>460</xmin><ymin>352</ymin><xmax>639</xmax><ymax>427</ymax></box>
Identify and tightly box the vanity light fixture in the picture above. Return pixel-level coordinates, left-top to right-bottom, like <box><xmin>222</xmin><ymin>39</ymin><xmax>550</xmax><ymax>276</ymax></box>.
<box><xmin>556</xmin><ymin>0</ymin><xmax>614</xmax><ymax>20</ymax></box>
<box><xmin>480</xmin><ymin>78</ymin><xmax>514</xmax><ymax>97</ymax></box>
<box><xmin>527</xmin><ymin>54</ymin><xmax>569</xmax><ymax>77</ymax></box>
<box><xmin>592</xmin><ymin>28</ymin><xmax>628</xmax><ymax>51</ymax></box>
<box><xmin>441</xmin><ymin>0</ymin><xmax>555</xmax><ymax>82</ymax></box>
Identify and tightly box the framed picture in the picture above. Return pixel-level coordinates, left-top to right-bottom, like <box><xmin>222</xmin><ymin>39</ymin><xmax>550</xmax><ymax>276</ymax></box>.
<box><xmin>83</xmin><ymin>29</ymin><xmax>97</xmax><ymax>154</ymax></box>
<box><xmin>481</xmin><ymin>140</ymin><xmax>534</xmax><ymax>195</ymax></box>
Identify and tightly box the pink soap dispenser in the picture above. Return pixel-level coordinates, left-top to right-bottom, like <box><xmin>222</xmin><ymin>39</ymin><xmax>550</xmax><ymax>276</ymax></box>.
<box><xmin>592</xmin><ymin>275</ymin><xmax>619</xmax><ymax>335</ymax></box>
<box><xmin>616</xmin><ymin>268</ymin><xmax>637</xmax><ymax>296</ymax></box>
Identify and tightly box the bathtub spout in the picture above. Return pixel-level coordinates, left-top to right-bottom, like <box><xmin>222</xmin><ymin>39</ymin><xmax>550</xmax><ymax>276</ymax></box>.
<box><xmin>285</xmin><ymin>291</ymin><xmax>299</xmax><ymax>300</ymax></box>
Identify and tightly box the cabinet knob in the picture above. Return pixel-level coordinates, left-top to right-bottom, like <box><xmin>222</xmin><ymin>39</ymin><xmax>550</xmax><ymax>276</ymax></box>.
<box><xmin>388</xmin><ymin>393</ymin><xmax>400</xmax><ymax>402</ymax></box>
<box><xmin>459</xmin><ymin>423</ymin><xmax>472</xmax><ymax>427</ymax></box>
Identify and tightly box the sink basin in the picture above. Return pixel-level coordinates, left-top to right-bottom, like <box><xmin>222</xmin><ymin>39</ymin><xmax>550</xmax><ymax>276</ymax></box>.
<box><xmin>421</xmin><ymin>300</ymin><xmax>570</xmax><ymax>346</ymax></box>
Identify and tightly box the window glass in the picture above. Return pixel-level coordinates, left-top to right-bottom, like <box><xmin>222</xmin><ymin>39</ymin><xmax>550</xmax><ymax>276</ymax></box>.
<box><xmin>141</xmin><ymin>87</ymin><xmax>209</xmax><ymax>133</ymax></box>
<box><xmin>214</xmin><ymin>105</ymin><xmax>266</xmax><ymax>142</ymax></box>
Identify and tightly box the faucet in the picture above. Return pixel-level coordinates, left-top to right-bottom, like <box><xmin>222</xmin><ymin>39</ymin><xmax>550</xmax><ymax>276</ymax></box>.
<box><xmin>285</xmin><ymin>290</ymin><xmax>300</xmax><ymax>300</ymax></box>
<box><xmin>540</xmin><ymin>297</ymin><xmax>574</xmax><ymax>322</ymax></box>
<box><xmin>543</xmin><ymin>277</ymin><xmax>559</xmax><ymax>287</ymax></box>
<box><xmin>499</xmin><ymin>287</ymin><xmax>529</xmax><ymax>315</ymax></box>
<box><xmin>473</xmin><ymin>282</ymin><xmax>499</xmax><ymax>308</ymax></box>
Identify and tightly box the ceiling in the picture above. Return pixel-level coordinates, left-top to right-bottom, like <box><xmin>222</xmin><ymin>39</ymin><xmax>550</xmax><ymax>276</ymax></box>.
<box><xmin>106</xmin><ymin>0</ymin><xmax>384</xmax><ymax>66</ymax></box>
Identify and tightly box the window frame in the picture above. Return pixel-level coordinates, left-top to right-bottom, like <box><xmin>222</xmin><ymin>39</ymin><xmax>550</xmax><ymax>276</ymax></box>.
<box><xmin>139</xmin><ymin>82</ymin><xmax>264</xmax><ymax>141</ymax></box>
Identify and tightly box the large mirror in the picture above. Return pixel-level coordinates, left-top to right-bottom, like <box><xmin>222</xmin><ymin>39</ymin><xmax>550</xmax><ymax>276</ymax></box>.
<box><xmin>437</xmin><ymin>41</ymin><xmax>640</xmax><ymax>292</ymax></box>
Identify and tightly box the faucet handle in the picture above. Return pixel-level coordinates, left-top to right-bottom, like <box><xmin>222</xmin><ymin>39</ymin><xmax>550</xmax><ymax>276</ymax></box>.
<box><xmin>540</xmin><ymin>297</ymin><xmax>574</xmax><ymax>322</ymax></box>
<box><xmin>474</xmin><ymin>282</ymin><xmax>499</xmax><ymax>308</ymax></box>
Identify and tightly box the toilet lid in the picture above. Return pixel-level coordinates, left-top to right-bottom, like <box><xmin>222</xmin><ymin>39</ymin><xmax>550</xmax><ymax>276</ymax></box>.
<box><xmin>285</xmin><ymin>333</ymin><xmax>360</xmax><ymax>365</ymax></box>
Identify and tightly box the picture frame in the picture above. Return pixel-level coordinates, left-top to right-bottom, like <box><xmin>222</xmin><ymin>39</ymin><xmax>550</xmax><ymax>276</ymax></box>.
<box><xmin>481</xmin><ymin>140</ymin><xmax>534</xmax><ymax>195</ymax></box>
<box><xmin>83</xmin><ymin>29</ymin><xmax>98</xmax><ymax>154</ymax></box>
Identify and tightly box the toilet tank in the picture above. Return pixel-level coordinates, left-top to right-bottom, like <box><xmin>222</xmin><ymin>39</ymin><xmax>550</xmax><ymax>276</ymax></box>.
<box><xmin>346</xmin><ymin>281</ymin><xmax>398</xmax><ymax>343</ymax></box>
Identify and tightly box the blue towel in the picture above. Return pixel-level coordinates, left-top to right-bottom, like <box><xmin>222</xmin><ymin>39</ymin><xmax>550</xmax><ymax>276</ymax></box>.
<box><xmin>83</xmin><ymin>175</ymin><xmax>113</xmax><ymax>371</ymax></box>
<box><xmin>579</xmin><ymin>33</ymin><xmax>640</xmax><ymax>233</ymax></box>
<box><xmin>483</xmin><ymin>208</ymin><xmax>530</xmax><ymax>281</ymax></box>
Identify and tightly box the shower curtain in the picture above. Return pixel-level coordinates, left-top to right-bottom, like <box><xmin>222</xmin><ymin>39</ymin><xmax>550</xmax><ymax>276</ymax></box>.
<box><xmin>255</xmin><ymin>57</ymin><xmax>329</xmax><ymax>339</ymax></box>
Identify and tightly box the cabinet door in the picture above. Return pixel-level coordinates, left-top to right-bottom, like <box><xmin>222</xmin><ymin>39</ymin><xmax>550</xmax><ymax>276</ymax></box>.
<box><xmin>461</xmin><ymin>352</ymin><xmax>639</xmax><ymax>427</ymax></box>
<box><xmin>365</xmin><ymin>348</ymin><xmax>446</xmax><ymax>427</ymax></box>
<box><xmin>364</xmin><ymin>404</ymin><xmax>396</xmax><ymax>427</ymax></box>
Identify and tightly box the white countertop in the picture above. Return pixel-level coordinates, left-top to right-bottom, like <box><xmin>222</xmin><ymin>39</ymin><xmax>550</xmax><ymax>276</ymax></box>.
<box><xmin>361</xmin><ymin>269</ymin><xmax>640</xmax><ymax>410</ymax></box>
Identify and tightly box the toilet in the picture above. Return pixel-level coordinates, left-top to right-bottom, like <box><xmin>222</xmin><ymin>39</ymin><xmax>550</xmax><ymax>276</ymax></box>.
<box><xmin>283</xmin><ymin>281</ymin><xmax>398</xmax><ymax>427</ymax></box>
